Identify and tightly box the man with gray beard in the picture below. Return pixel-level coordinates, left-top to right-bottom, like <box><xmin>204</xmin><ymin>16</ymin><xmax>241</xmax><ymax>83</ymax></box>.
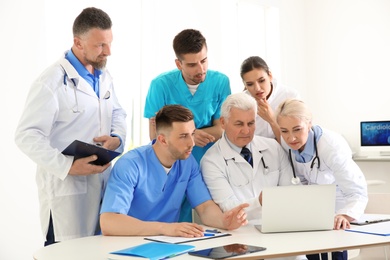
<box><xmin>14</xmin><ymin>7</ymin><xmax>127</xmax><ymax>246</ymax></box>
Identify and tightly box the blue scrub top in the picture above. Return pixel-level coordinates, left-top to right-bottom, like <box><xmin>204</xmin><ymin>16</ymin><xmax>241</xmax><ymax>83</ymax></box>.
<box><xmin>144</xmin><ymin>69</ymin><xmax>231</xmax><ymax>162</ymax></box>
<box><xmin>100</xmin><ymin>144</ymin><xmax>212</xmax><ymax>222</ymax></box>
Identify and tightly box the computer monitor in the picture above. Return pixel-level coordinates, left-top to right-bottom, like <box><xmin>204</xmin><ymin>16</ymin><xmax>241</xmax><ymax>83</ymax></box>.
<box><xmin>360</xmin><ymin>121</ymin><xmax>390</xmax><ymax>156</ymax></box>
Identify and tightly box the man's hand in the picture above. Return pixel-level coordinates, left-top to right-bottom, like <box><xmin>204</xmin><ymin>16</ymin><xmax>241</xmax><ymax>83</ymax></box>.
<box><xmin>93</xmin><ymin>135</ymin><xmax>120</xmax><ymax>150</ymax></box>
<box><xmin>194</xmin><ymin>129</ymin><xmax>215</xmax><ymax>147</ymax></box>
<box><xmin>68</xmin><ymin>135</ymin><xmax>119</xmax><ymax>176</ymax></box>
<box><xmin>101</xmin><ymin>213</ymin><xmax>207</xmax><ymax>237</ymax></box>
<box><xmin>68</xmin><ymin>155</ymin><xmax>110</xmax><ymax>176</ymax></box>
<box><xmin>222</xmin><ymin>203</ymin><xmax>249</xmax><ymax>230</ymax></box>
<box><xmin>162</xmin><ymin>222</ymin><xmax>205</xmax><ymax>237</ymax></box>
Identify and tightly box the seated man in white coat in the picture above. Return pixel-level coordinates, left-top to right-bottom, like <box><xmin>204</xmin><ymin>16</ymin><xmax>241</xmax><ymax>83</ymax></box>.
<box><xmin>200</xmin><ymin>92</ymin><xmax>294</xmax><ymax>225</ymax></box>
<box><xmin>200</xmin><ymin>93</ymin><xmax>308</xmax><ymax>260</ymax></box>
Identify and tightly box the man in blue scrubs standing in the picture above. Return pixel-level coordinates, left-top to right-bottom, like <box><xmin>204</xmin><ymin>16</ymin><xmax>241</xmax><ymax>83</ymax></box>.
<box><xmin>144</xmin><ymin>29</ymin><xmax>231</xmax><ymax>222</ymax></box>
<box><xmin>100</xmin><ymin>105</ymin><xmax>248</xmax><ymax>237</ymax></box>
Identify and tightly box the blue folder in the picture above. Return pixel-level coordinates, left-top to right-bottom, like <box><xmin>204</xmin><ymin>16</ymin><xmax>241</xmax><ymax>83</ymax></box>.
<box><xmin>110</xmin><ymin>242</ymin><xmax>195</xmax><ymax>260</ymax></box>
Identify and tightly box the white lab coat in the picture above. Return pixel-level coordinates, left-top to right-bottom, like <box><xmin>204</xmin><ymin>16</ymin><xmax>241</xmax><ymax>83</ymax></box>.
<box><xmin>281</xmin><ymin>128</ymin><xmax>368</xmax><ymax>220</ymax></box>
<box><xmin>15</xmin><ymin>53</ymin><xmax>127</xmax><ymax>241</ymax></box>
<box><xmin>200</xmin><ymin>134</ymin><xmax>293</xmax><ymax>224</ymax></box>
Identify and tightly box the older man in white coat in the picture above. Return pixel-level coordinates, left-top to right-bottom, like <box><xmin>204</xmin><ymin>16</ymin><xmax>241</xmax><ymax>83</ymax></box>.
<box><xmin>201</xmin><ymin>93</ymin><xmax>307</xmax><ymax>260</ymax></box>
<box><xmin>200</xmin><ymin>92</ymin><xmax>293</xmax><ymax>224</ymax></box>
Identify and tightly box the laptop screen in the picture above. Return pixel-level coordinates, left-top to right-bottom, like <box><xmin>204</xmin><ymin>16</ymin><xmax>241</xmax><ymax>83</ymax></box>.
<box><xmin>360</xmin><ymin>121</ymin><xmax>390</xmax><ymax>146</ymax></box>
<box><xmin>260</xmin><ymin>185</ymin><xmax>336</xmax><ymax>233</ymax></box>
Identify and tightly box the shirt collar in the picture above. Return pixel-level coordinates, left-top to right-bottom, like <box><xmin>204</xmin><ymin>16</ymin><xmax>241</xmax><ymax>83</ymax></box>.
<box><xmin>292</xmin><ymin>126</ymin><xmax>322</xmax><ymax>163</ymax></box>
<box><xmin>65</xmin><ymin>49</ymin><xmax>102</xmax><ymax>83</ymax></box>
<box><xmin>224</xmin><ymin>133</ymin><xmax>251</xmax><ymax>154</ymax></box>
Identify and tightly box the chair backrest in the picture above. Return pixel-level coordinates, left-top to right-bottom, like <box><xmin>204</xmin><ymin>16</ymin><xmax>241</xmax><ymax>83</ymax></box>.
<box><xmin>365</xmin><ymin>193</ymin><xmax>390</xmax><ymax>214</ymax></box>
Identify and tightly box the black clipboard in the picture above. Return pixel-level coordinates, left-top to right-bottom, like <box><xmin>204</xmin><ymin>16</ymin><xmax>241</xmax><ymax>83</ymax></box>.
<box><xmin>62</xmin><ymin>140</ymin><xmax>121</xmax><ymax>166</ymax></box>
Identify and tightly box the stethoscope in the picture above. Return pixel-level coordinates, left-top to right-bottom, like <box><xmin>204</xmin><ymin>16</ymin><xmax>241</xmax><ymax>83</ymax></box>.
<box><xmin>288</xmin><ymin>130</ymin><xmax>320</xmax><ymax>185</ymax></box>
<box><xmin>63</xmin><ymin>74</ymin><xmax>80</xmax><ymax>113</ymax></box>
<box><xmin>63</xmin><ymin>72</ymin><xmax>110</xmax><ymax>113</ymax></box>
<box><xmin>259</xmin><ymin>151</ymin><xmax>269</xmax><ymax>174</ymax></box>
<box><xmin>224</xmin><ymin>150</ymin><xmax>269</xmax><ymax>174</ymax></box>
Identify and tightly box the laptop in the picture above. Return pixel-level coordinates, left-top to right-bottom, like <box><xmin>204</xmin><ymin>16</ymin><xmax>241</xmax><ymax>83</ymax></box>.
<box><xmin>256</xmin><ymin>184</ymin><xmax>336</xmax><ymax>233</ymax></box>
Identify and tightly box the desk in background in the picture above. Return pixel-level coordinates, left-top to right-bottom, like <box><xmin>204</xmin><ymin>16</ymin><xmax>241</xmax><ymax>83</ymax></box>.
<box><xmin>33</xmin><ymin>224</ymin><xmax>390</xmax><ymax>260</ymax></box>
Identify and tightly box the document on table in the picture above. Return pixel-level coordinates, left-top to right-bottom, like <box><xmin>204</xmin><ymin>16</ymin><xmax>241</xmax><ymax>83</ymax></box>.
<box><xmin>346</xmin><ymin>221</ymin><xmax>390</xmax><ymax>236</ymax></box>
<box><xmin>350</xmin><ymin>213</ymin><xmax>390</xmax><ymax>226</ymax></box>
<box><xmin>145</xmin><ymin>232</ymin><xmax>231</xmax><ymax>244</ymax></box>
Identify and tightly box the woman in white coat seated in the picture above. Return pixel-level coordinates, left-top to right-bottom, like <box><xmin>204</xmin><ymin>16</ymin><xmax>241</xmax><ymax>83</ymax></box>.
<box><xmin>275</xmin><ymin>98</ymin><xmax>368</xmax><ymax>260</ymax></box>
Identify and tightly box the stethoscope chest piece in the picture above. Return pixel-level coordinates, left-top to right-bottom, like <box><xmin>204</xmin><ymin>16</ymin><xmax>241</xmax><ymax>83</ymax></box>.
<box><xmin>291</xmin><ymin>177</ymin><xmax>301</xmax><ymax>185</ymax></box>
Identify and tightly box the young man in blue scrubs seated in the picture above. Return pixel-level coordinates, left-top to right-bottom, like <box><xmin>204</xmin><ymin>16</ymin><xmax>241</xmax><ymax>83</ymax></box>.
<box><xmin>100</xmin><ymin>105</ymin><xmax>248</xmax><ymax>237</ymax></box>
<box><xmin>144</xmin><ymin>29</ymin><xmax>231</xmax><ymax>222</ymax></box>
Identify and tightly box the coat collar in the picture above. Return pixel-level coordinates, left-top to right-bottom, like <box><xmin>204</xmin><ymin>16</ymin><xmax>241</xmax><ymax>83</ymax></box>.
<box><xmin>59</xmin><ymin>52</ymin><xmax>112</xmax><ymax>98</ymax></box>
<box><xmin>218</xmin><ymin>133</ymin><xmax>271</xmax><ymax>162</ymax></box>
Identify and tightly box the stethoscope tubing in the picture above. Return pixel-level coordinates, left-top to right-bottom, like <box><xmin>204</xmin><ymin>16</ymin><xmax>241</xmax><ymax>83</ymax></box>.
<box><xmin>223</xmin><ymin>150</ymin><xmax>269</xmax><ymax>174</ymax></box>
<box><xmin>288</xmin><ymin>129</ymin><xmax>320</xmax><ymax>184</ymax></box>
<box><xmin>63</xmin><ymin>72</ymin><xmax>110</xmax><ymax>113</ymax></box>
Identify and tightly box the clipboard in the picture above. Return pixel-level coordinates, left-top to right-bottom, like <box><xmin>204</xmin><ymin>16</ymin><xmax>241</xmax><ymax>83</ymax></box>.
<box><xmin>145</xmin><ymin>232</ymin><xmax>231</xmax><ymax>244</ymax></box>
<box><xmin>350</xmin><ymin>214</ymin><xmax>390</xmax><ymax>226</ymax></box>
<box><xmin>62</xmin><ymin>140</ymin><xmax>121</xmax><ymax>166</ymax></box>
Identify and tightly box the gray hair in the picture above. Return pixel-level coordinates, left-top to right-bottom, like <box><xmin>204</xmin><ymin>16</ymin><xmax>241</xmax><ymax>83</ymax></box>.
<box><xmin>275</xmin><ymin>98</ymin><xmax>312</xmax><ymax>124</ymax></box>
<box><xmin>221</xmin><ymin>92</ymin><xmax>257</xmax><ymax>120</ymax></box>
<box><xmin>73</xmin><ymin>7</ymin><xmax>112</xmax><ymax>37</ymax></box>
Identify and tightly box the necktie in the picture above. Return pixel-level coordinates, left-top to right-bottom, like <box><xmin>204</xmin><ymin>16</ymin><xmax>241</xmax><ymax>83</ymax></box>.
<box><xmin>241</xmin><ymin>147</ymin><xmax>253</xmax><ymax>167</ymax></box>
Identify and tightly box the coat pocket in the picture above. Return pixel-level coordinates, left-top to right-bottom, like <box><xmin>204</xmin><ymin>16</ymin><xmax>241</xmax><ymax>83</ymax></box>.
<box><xmin>54</xmin><ymin>175</ymin><xmax>87</xmax><ymax>197</ymax></box>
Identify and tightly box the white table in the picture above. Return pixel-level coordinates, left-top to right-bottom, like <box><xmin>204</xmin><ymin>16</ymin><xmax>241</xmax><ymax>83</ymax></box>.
<box><xmin>33</xmin><ymin>224</ymin><xmax>390</xmax><ymax>260</ymax></box>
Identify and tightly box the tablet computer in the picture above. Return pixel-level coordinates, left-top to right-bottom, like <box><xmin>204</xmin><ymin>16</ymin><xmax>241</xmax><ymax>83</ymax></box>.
<box><xmin>188</xmin><ymin>243</ymin><xmax>266</xmax><ymax>259</ymax></box>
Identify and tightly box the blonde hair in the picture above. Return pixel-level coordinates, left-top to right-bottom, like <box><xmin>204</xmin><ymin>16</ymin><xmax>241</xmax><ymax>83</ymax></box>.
<box><xmin>275</xmin><ymin>98</ymin><xmax>312</xmax><ymax>125</ymax></box>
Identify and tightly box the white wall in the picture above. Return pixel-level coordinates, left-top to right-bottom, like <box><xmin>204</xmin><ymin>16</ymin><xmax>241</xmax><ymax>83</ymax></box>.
<box><xmin>1</xmin><ymin>1</ymin><xmax>45</xmax><ymax>258</ymax></box>
<box><xmin>301</xmin><ymin>0</ymin><xmax>390</xmax><ymax>193</ymax></box>
<box><xmin>1</xmin><ymin>0</ymin><xmax>389</xmax><ymax>259</ymax></box>
<box><xmin>304</xmin><ymin>0</ymin><xmax>390</xmax><ymax>152</ymax></box>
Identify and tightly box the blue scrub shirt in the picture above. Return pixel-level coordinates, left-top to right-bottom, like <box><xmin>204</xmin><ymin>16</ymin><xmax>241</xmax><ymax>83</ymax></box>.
<box><xmin>144</xmin><ymin>69</ymin><xmax>231</xmax><ymax>162</ymax></box>
<box><xmin>100</xmin><ymin>144</ymin><xmax>211</xmax><ymax>222</ymax></box>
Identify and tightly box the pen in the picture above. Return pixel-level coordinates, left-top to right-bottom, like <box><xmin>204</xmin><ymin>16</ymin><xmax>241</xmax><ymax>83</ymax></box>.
<box><xmin>205</xmin><ymin>229</ymin><xmax>221</xmax><ymax>233</ymax></box>
<box><xmin>203</xmin><ymin>232</ymin><xmax>215</xmax><ymax>237</ymax></box>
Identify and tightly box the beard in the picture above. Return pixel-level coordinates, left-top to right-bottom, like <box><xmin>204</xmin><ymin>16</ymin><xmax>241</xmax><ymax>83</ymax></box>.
<box><xmin>168</xmin><ymin>145</ymin><xmax>192</xmax><ymax>161</ymax></box>
<box><xmin>88</xmin><ymin>58</ymin><xmax>107</xmax><ymax>70</ymax></box>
